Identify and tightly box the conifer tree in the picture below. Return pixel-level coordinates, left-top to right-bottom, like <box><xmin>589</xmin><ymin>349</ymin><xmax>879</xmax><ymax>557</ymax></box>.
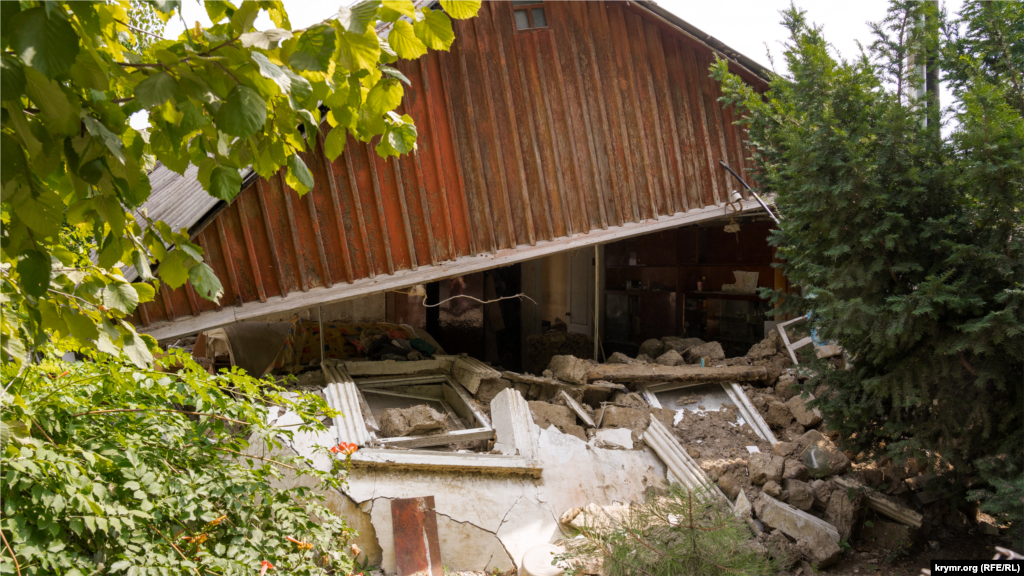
<box><xmin>712</xmin><ymin>0</ymin><xmax>1023</xmax><ymax>534</ymax></box>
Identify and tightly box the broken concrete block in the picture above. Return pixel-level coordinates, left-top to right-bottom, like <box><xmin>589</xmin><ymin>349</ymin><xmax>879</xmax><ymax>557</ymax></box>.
<box><xmin>783</xmin><ymin>459</ymin><xmax>809</xmax><ymax>481</ymax></box>
<box><xmin>746</xmin><ymin>331</ymin><xmax>781</xmax><ymax>359</ymax></box>
<box><xmin>547</xmin><ymin>355</ymin><xmax>590</xmax><ymax>385</ymax></box>
<box><xmin>825</xmin><ymin>488</ymin><xmax>860</xmax><ymax>540</ymax></box>
<box><xmin>635</xmin><ymin>353</ymin><xmax>655</xmax><ymax>364</ymax></box>
<box><xmin>763</xmin><ymin>480</ymin><xmax>782</xmax><ymax>498</ymax></box>
<box><xmin>766</xmin><ymin>401</ymin><xmax>795</xmax><ymax>428</ymax></box>
<box><xmin>717</xmin><ymin>469</ymin><xmax>747</xmax><ymax>500</ymax></box>
<box><xmin>638</xmin><ymin>338</ymin><xmax>665</xmax><ymax>359</ymax></box>
<box><xmin>810</xmin><ymin>479</ymin><xmax>834</xmax><ymax>511</ymax></box>
<box><xmin>654</xmin><ymin>349</ymin><xmax>684</xmax><ymax>367</ymax></box>
<box><xmin>379</xmin><ymin>405</ymin><xmax>448</xmax><ymax>438</ymax></box>
<box><xmin>785</xmin><ymin>395</ymin><xmax>822</xmax><ymax>428</ymax></box>
<box><xmin>597</xmin><ymin>405</ymin><xmax>649</xmax><ymax>441</ymax></box>
<box><xmin>772</xmin><ymin>441</ymin><xmax>799</xmax><ymax>459</ymax></box>
<box><xmin>594</xmin><ymin>428</ymin><xmax>633</xmax><ymax>450</ymax></box>
<box><xmin>795</xmin><ymin>531</ymin><xmax>841</xmax><ymax>568</ymax></box>
<box><xmin>686</xmin><ymin>447</ymin><xmax>701</xmax><ymax>459</ymax></box>
<box><xmin>734</xmin><ymin>490</ymin><xmax>753</xmax><ymax>519</ymax></box>
<box><xmin>748</xmin><ymin>453</ymin><xmax>785</xmax><ymax>485</ymax></box>
<box><xmin>491</xmin><ymin>388</ymin><xmax>537</xmax><ymax>460</ymax></box>
<box><xmin>605</xmin><ymin>351</ymin><xmax>634</xmax><ymax>364</ymax></box>
<box><xmin>774</xmin><ymin>373</ymin><xmax>799</xmax><ymax>401</ymax></box>
<box><xmin>661</xmin><ymin>336</ymin><xmax>705</xmax><ymax>354</ymax></box>
<box><xmin>529</xmin><ymin>401</ymin><xmax>586</xmax><ymax>441</ymax></box>
<box><xmin>452</xmin><ymin>356</ymin><xmax>502</xmax><ymax>394</ymax></box>
<box><xmin>754</xmin><ymin>493</ymin><xmax>840</xmax><ymax>544</ymax></box>
<box><xmin>762</xmin><ymin>530</ymin><xmax>798</xmax><ymax>571</ymax></box>
<box><xmin>682</xmin><ymin>341</ymin><xmax>726</xmax><ymax>364</ymax></box>
<box><xmin>610</xmin><ymin>391</ymin><xmax>647</xmax><ymax>409</ymax></box>
<box><xmin>476</xmin><ymin>378</ymin><xmax>512</xmax><ymax>404</ymax></box>
<box><xmin>782</xmin><ymin>479</ymin><xmax>814</xmax><ymax>511</ymax></box>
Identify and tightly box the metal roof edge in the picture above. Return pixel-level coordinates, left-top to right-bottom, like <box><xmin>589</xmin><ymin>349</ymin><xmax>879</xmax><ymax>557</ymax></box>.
<box><xmin>140</xmin><ymin>199</ymin><xmax>766</xmax><ymax>341</ymax></box>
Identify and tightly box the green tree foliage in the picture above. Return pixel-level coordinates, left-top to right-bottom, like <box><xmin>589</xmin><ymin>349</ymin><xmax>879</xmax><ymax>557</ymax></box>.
<box><xmin>558</xmin><ymin>485</ymin><xmax>770</xmax><ymax>576</ymax></box>
<box><xmin>2</xmin><ymin>348</ymin><xmax>360</xmax><ymax>575</ymax></box>
<box><xmin>0</xmin><ymin>0</ymin><xmax>481</xmax><ymax>370</ymax></box>
<box><xmin>712</xmin><ymin>0</ymin><xmax>1023</xmax><ymax>533</ymax></box>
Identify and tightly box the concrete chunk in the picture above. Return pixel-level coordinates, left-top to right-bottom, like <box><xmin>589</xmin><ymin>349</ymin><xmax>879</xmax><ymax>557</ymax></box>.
<box><xmin>754</xmin><ymin>493</ymin><xmax>840</xmax><ymax>544</ymax></box>
<box><xmin>547</xmin><ymin>355</ymin><xmax>591</xmax><ymax>385</ymax></box>
<box><xmin>655</xmin><ymin>349</ymin><xmax>685</xmax><ymax>366</ymax></box>
<box><xmin>594</xmin><ymin>428</ymin><xmax>633</xmax><ymax>450</ymax></box>
<box><xmin>452</xmin><ymin>356</ymin><xmax>502</xmax><ymax>394</ymax></box>
<box><xmin>682</xmin><ymin>341</ymin><xmax>726</xmax><ymax>364</ymax></box>
<box><xmin>785</xmin><ymin>395</ymin><xmax>823</xmax><ymax>428</ymax></box>
<box><xmin>379</xmin><ymin>405</ymin><xmax>448</xmax><ymax>438</ymax></box>
<box><xmin>491</xmin><ymin>388</ymin><xmax>537</xmax><ymax>461</ymax></box>
<box><xmin>748</xmin><ymin>453</ymin><xmax>785</xmax><ymax>485</ymax></box>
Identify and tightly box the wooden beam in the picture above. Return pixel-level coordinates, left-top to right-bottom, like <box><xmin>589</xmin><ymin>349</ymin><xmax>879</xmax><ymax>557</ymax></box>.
<box><xmin>391</xmin><ymin>157</ymin><xmax>419</xmax><ymax>271</ymax></box>
<box><xmin>237</xmin><ymin>193</ymin><xmax>267</xmax><ymax>302</ymax></box>
<box><xmin>279</xmin><ymin>171</ymin><xmax>309</xmax><ymax>292</ymax></box>
<box><xmin>378</xmin><ymin>427</ymin><xmax>494</xmax><ymax>449</ymax></box>
<box><xmin>255</xmin><ymin>178</ymin><xmax>289</xmax><ymax>296</ymax></box>
<box><xmin>318</xmin><ymin>132</ymin><xmax>355</xmax><ymax>284</ymax></box>
<box><xmin>215</xmin><ymin>218</ymin><xmax>242</xmax><ymax>306</ymax></box>
<box><xmin>303</xmin><ymin>154</ymin><xmax>333</xmax><ymax>288</ymax></box>
<box><xmin>342</xmin><ymin>150</ymin><xmax>376</xmax><ymax>278</ymax></box>
<box><xmin>581</xmin><ymin>363</ymin><xmax>768</xmax><ymax>384</ymax></box>
<box><xmin>366</xmin><ymin>153</ymin><xmax>396</xmax><ymax>274</ymax></box>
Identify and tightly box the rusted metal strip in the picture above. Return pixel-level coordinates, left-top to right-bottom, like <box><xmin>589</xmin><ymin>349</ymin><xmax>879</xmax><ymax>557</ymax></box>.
<box><xmin>278</xmin><ymin>171</ymin><xmax>309</xmax><ymax>292</ymax></box>
<box><xmin>437</xmin><ymin>51</ymin><xmax>479</xmax><ymax>255</ymax></box>
<box><xmin>195</xmin><ymin>232</ymin><xmax>223</xmax><ymax>311</ymax></box>
<box><xmin>663</xmin><ymin>35</ymin><xmax>704</xmax><ymax>210</ymax></box>
<box><xmin>237</xmin><ymin>193</ymin><xmax>267</xmax><ymax>302</ymax></box>
<box><xmin>547</xmin><ymin>25</ymin><xmax>593</xmax><ymax>233</ymax></box>
<box><xmin>454</xmin><ymin>34</ymin><xmax>499</xmax><ymax>254</ymax></box>
<box><xmin>255</xmin><ymin>178</ymin><xmax>290</xmax><ymax>296</ymax></box>
<box><xmin>409</xmin><ymin>153</ymin><xmax>439</xmax><ymax>266</ymax></box>
<box><xmin>303</xmin><ymin>152</ymin><xmax>333</xmax><ymax>288</ymax></box>
<box><xmin>417</xmin><ymin>58</ymin><xmax>457</xmax><ymax>259</ymax></box>
<box><xmin>391</xmin><ymin>496</ymin><xmax>443</xmax><ymax>576</ymax></box>
<box><xmin>184</xmin><ymin>280</ymin><xmax>201</xmax><ymax>317</ymax></box>
<box><xmin>342</xmin><ymin>149</ymin><xmax>376</xmax><ymax>278</ymax></box>
<box><xmin>365</xmin><ymin>153</ymin><xmax>396</xmax><ymax>275</ymax></box>
<box><xmin>694</xmin><ymin>49</ymin><xmax>729</xmax><ymax>205</ymax></box>
<box><xmin>390</xmin><ymin>157</ymin><xmax>419</xmax><ymax>271</ymax></box>
<box><xmin>511</xmin><ymin>38</ymin><xmax>556</xmax><ymax>240</ymax></box>
<box><xmin>214</xmin><ymin>218</ymin><xmax>242</xmax><ymax>306</ymax></box>
<box><xmin>315</xmin><ymin>132</ymin><xmax>354</xmax><ymax>284</ymax></box>
<box><xmin>647</xmin><ymin>26</ymin><xmax>690</xmax><ymax>213</ymax></box>
<box><xmin>630</xmin><ymin>15</ymin><xmax>675</xmax><ymax>216</ymax></box>
<box><xmin>486</xmin><ymin>4</ymin><xmax>537</xmax><ymax>244</ymax></box>
<box><xmin>680</xmin><ymin>43</ymin><xmax>721</xmax><ymax>207</ymax></box>
<box><xmin>471</xmin><ymin>16</ymin><xmax>517</xmax><ymax>249</ymax></box>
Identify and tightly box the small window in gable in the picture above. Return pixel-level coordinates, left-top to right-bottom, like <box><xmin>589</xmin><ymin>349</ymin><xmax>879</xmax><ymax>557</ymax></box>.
<box><xmin>512</xmin><ymin>1</ymin><xmax>547</xmax><ymax>31</ymax></box>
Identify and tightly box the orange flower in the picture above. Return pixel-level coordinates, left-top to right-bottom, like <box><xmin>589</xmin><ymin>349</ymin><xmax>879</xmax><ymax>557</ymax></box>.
<box><xmin>260</xmin><ymin>560</ymin><xmax>274</xmax><ymax>576</ymax></box>
<box><xmin>286</xmin><ymin>536</ymin><xmax>314</xmax><ymax>550</ymax></box>
<box><xmin>208</xmin><ymin>515</ymin><xmax>227</xmax><ymax>526</ymax></box>
<box><xmin>351</xmin><ymin>543</ymin><xmax>361</xmax><ymax>557</ymax></box>
<box><xmin>330</xmin><ymin>442</ymin><xmax>358</xmax><ymax>455</ymax></box>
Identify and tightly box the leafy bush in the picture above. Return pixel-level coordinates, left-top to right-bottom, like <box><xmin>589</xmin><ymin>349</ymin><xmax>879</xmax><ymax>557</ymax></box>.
<box><xmin>712</xmin><ymin>0</ymin><xmax>1023</xmax><ymax>534</ymax></box>
<box><xmin>559</xmin><ymin>485</ymin><xmax>771</xmax><ymax>576</ymax></box>
<box><xmin>2</xmin><ymin>347</ymin><xmax>357</xmax><ymax>576</ymax></box>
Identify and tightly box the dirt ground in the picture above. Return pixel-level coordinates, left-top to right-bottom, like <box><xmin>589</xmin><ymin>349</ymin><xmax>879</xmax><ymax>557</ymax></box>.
<box><xmin>821</xmin><ymin>533</ymin><xmax>1014</xmax><ymax>576</ymax></box>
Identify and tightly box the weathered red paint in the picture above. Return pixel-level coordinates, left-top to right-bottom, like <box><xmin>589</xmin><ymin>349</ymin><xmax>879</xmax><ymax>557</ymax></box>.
<box><xmin>133</xmin><ymin>1</ymin><xmax>768</xmax><ymax>329</ymax></box>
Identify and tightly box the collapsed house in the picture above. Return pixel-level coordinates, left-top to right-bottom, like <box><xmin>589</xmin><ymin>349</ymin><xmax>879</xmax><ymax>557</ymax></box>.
<box><xmin>120</xmin><ymin>0</ymin><xmax>952</xmax><ymax>571</ymax></box>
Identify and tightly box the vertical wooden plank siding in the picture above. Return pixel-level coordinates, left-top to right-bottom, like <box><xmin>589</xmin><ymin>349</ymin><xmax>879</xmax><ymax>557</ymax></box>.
<box><xmin>135</xmin><ymin>1</ymin><xmax>767</xmax><ymax>327</ymax></box>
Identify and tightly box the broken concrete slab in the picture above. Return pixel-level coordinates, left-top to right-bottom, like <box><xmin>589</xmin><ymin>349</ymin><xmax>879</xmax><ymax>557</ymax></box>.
<box><xmin>734</xmin><ymin>489</ymin><xmax>753</xmax><ymax>519</ymax></box>
<box><xmin>594</xmin><ymin>428</ymin><xmax>633</xmax><ymax>450</ymax></box>
<box><xmin>748</xmin><ymin>453</ymin><xmax>785</xmax><ymax>485</ymax></box>
<box><xmin>529</xmin><ymin>401</ymin><xmax>586</xmax><ymax>441</ymax></box>
<box><xmin>595</xmin><ymin>405</ymin><xmax>649</xmax><ymax>441</ymax></box>
<box><xmin>682</xmin><ymin>341</ymin><xmax>726</xmax><ymax>364</ymax></box>
<box><xmin>785</xmin><ymin>394</ymin><xmax>823</xmax><ymax>428</ymax></box>
<box><xmin>766</xmin><ymin>401</ymin><xmax>795</xmax><ymax>428</ymax></box>
<box><xmin>746</xmin><ymin>330</ymin><xmax>783</xmax><ymax>359</ymax></box>
<box><xmin>558</xmin><ymin>390</ymin><xmax>596</xmax><ymax>428</ymax></box>
<box><xmin>774</xmin><ymin>373</ymin><xmax>800</xmax><ymax>401</ymax></box>
<box><xmin>546</xmin><ymin>355</ymin><xmax>593</xmax><ymax>385</ymax></box>
<box><xmin>492</xmin><ymin>388</ymin><xmax>538</xmax><ymax>461</ymax></box>
<box><xmin>605</xmin><ymin>351</ymin><xmax>635</xmax><ymax>364</ymax></box>
<box><xmin>452</xmin><ymin>356</ymin><xmax>502</xmax><ymax>394</ymax></box>
<box><xmin>782</xmin><ymin>479</ymin><xmax>814</xmax><ymax>511</ymax></box>
<box><xmin>825</xmin><ymin>487</ymin><xmax>861</xmax><ymax>540</ymax></box>
<box><xmin>795</xmin><ymin>530</ymin><xmax>841</xmax><ymax>568</ymax></box>
<box><xmin>833</xmin><ymin>476</ymin><xmax>923</xmax><ymax>528</ymax></box>
<box><xmin>655</xmin><ymin>349</ymin><xmax>684</xmax><ymax>366</ymax></box>
<box><xmin>583</xmin><ymin>363</ymin><xmax>769</xmax><ymax>384</ymax></box>
<box><xmin>754</xmin><ymin>493</ymin><xmax>840</xmax><ymax>543</ymax></box>
<box><xmin>379</xmin><ymin>405</ymin><xmax>449</xmax><ymax>437</ymax></box>
<box><xmin>475</xmin><ymin>378</ymin><xmax>512</xmax><ymax>404</ymax></box>
<box><xmin>344</xmin><ymin>357</ymin><xmax>453</xmax><ymax>377</ymax></box>
<box><xmin>638</xmin><ymin>338</ymin><xmax>665</xmax><ymax>358</ymax></box>
<box><xmin>784</xmin><ymin>458</ymin><xmax>809</xmax><ymax>481</ymax></box>
<box><xmin>351</xmin><ymin>449</ymin><xmax>540</xmax><ymax>476</ymax></box>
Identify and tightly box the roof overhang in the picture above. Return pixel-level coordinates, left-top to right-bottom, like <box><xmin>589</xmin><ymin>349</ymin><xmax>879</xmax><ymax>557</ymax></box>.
<box><xmin>142</xmin><ymin>199</ymin><xmax>765</xmax><ymax>341</ymax></box>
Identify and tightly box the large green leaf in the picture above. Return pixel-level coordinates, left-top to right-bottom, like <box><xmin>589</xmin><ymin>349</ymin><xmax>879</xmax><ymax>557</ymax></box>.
<box><xmin>342</xmin><ymin>28</ymin><xmax>382</xmax><ymax>73</ymax></box>
<box><xmin>121</xmin><ymin>330</ymin><xmax>153</xmax><ymax>368</ymax></box>
<box><xmin>0</xmin><ymin>132</ymin><xmax>27</xmax><ymax>184</ymax></box>
<box><xmin>9</xmin><ymin>7</ymin><xmax>79</xmax><ymax>79</ymax></box>
<box><xmin>209</xmin><ymin>166</ymin><xmax>242</xmax><ymax>201</ymax></box>
<box><xmin>239</xmin><ymin>28</ymin><xmax>293</xmax><ymax>50</ymax></box>
<box><xmin>336</xmin><ymin>0</ymin><xmax>381</xmax><ymax>34</ymax></box>
<box><xmin>1</xmin><ymin>55</ymin><xmax>26</xmax><ymax>101</ymax></box>
<box><xmin>24</xmin><ymin>67</ymin><xmax>80</xmax><ymax>136</ymax></box>
<box><xmin>134</xmin><ymin>72</ymin><xmax>177</xmax><ymax>108</ymax></box>
<box><xmin>82</xmin><ymin>116</ymin><xmax>127</xmax><ymax>164</ymax></box>
<box><xmin>251</xmin><ymin>52</ymin><xmax>292</xmax><ymax>94</ymax></box>
<box><xmin>17</xmin><ymin>250</ymin><xmax>50</xmax><ymax>298</ymax></box>
<box><xmin>389</xmin><ymin>21</ymin><xmax>427</xmax><ymax>60</ymax></box>
<box><xmin>64</xmin><ymin>310</ymin><xmax>99</xmax><ymax>342</ymax></box>
<box><xmin>188</xmin><ymin>262</ymin><xmax>223</xmax><ymax>302</ymax></box>
<box><xmin>289</xmin><ymin>25</ymin><xmax>335</xmax><ymax>72</ymax></box>
<box><xmin>158</xmin><ymin>251</ymin><xmax>190</xmax><ymax>289</ymax></box>
<box><xmin>286</xmin><ymin>154</ymin><xmax>314</xmax><ymax>195</ymax></box>
<box><xmin>366</xmin><ymin>78</ymin><xmax>403</xmax><ymax>117</ymax></box>
<box><xmin>215</xmin><ymin>85</ymin><xmax>267</xmax><ymax>139</ymax></box>
<box><xmin>440</xmin><ymin>0</ymin><xmax>481</xmax><ymax>20</ymax></box>
<box><xmin>11</xmin><ymin>187</ymin><xmax>63</xmax><ymax>239</ymax></box>
<box><xmin>324</xmin><ymin>126</ymin><xmax>346</xmax><ymax>161</ymax></box>
<box><xmin>415</xmin><ymin>8</ymin><xmax>455</xmax><ymax>51</ymax></box>
<box><xmin>381</xmin><ymin>0</ymin><xmax>416</xmax><ymax>20</ymax></box>
<box><xmin>102</xmin><ymin>282</ymin><xmax>139</xmax><ymax>315</ymax></box>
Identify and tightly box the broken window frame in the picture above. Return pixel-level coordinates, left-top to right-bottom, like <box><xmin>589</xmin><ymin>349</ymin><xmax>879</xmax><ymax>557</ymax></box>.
<box><xmin>639</xmin><ymin>381</ymin><xmax>777</xmax><ymax>445</ymax></box>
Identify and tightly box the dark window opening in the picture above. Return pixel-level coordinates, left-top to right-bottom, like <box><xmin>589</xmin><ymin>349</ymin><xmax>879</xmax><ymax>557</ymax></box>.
<box><xmin>512</xmin><ymin>1</ymin><xmax>547</xmax><ymax>31</ymax></box>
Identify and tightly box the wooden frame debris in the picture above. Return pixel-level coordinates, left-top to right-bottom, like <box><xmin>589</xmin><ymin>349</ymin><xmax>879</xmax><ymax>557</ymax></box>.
<box><xmin>834</xmin><ymin>477</ymin><xmax>923</xmax><ymax>528</ymax></box>
<box><xmin>560</xmin><ymin>390</ymin><xmax>596</xmax><ymax>428</ymax></box>
<box><xmin>776</xmin><ymin>315</ymin><xmax>814</xmax><ymax>365</ymax></box>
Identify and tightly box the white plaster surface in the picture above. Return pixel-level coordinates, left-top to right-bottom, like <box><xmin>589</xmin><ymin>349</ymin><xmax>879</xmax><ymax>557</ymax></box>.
<box><xmin>594</xmin><ymin>428</ymin><xmax>634</xmax><ymax>450</ymax></box>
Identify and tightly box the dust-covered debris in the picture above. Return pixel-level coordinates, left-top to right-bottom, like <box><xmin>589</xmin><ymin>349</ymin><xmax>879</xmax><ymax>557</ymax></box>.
<box><xmin>378</xmin><ymin>405</ymin><xmax>449</xmax><ymax>437</ymax></box>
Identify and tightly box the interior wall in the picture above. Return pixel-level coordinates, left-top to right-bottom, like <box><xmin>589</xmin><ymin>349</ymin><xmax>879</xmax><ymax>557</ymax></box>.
<box><xmin>248</xmin><ymin>293</ymin><xmax>387</xmax><ymax>324</ymax></box>
<box><xmin>541</xmin><ymin>253</ymin><xmax>568</xmax><ymax>324</ymax></box>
